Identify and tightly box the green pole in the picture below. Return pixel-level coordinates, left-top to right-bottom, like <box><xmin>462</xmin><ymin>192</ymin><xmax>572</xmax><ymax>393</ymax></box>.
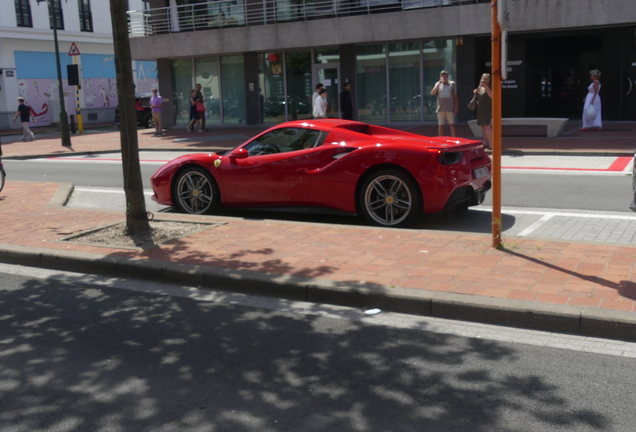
<box><xmin>51</xmin><ymin>0</ymin><xmax>72</xmax><ymax>147</ymax></box>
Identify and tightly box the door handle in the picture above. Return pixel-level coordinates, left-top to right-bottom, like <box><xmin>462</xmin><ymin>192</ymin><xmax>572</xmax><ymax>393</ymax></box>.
<box><xmin>296</xmin><ymin>168</ymin><xmax>308</xmax><ymax>173</ymax></box>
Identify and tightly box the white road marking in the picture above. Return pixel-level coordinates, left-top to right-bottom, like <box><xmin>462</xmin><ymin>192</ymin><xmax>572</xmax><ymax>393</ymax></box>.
<box><xmin>73</xmin><ymin>187</ymin><xmax>154</xmax><ymax>196</ymax></box>
<box><xmin>516</xmin><ymin>214</ymin><xmax>554</xmax><ymax>237</ymax></box>
<box><xmin>475</xmin><ymin>206</ymin><xmax>636</xmax><ymax>221</ymax></box>
<box><xmin>1</xmin><ymin>262</ymin><xmax>635</xmax><ymax>357</ymax></box>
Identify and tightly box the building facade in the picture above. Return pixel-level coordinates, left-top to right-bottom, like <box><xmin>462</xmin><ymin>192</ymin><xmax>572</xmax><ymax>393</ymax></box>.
<box><xmin>0</xmin><ymin>0</ymin><xmax>157</xmax><ymax>129</ymax></box>
<box><xmin>129</xmin><ymin>0</ymin><xmax>636</xmax><ymax>128</ymax></box>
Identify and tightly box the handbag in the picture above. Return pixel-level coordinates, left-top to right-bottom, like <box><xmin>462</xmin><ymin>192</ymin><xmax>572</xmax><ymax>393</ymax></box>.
<box><xmin>468</xmin><ymin>93</ymin><xmax>478</xmax><ymax>111</ymax></box>
<box><xmin>196</xmin><ymin>101</ymin><xmax>206</xmax><ymax>112</ymax></box>
<box><xmin>585</xmin><ymin>104</ymin><xmax>596</xmax><ymax>120</ymax></box>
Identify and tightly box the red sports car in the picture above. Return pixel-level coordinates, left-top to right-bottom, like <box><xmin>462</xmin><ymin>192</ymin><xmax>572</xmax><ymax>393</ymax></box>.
<box><xmin>150</xmin><ymin>120</ymin><xmax>491</xmax><ymax>227</ymax></box>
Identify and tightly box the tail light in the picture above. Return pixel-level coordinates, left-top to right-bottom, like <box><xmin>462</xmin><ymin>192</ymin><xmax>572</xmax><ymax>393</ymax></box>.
<box><xmin>436</xmin><ymin>150</ymin><xmax>463</xmax><ymax>165</ymax></box>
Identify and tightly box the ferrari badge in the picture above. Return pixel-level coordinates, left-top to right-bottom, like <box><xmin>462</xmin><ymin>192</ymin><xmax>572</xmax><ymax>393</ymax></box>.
<box><xmin>214</xmin><ymin>159</ymin><xmax>221</xmax><ymax>168</ymax></box>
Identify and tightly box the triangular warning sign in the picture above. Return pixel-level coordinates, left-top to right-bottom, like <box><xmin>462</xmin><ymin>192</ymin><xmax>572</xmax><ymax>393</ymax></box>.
<box><xmin>68</xmin><ymin>42</ymin><xmax>80</xmax><ymax>56</ymax></box>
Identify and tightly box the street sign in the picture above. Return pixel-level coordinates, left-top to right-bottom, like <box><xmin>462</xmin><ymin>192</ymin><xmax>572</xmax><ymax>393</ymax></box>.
<box><xmin>68</xmin><ymin>42</ymin><xmax>80</xmax><ymax>56</ymax></box>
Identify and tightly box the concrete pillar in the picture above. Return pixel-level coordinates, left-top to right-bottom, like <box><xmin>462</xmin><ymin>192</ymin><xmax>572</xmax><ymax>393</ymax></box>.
<box><xmin>157</xmin><ymin>58</ymin><xmax>174</xmax><ymax>128</ymax></box>
<box><xmin>243</xmin><ymin>52</ymin><xmax>260</xmax><ymax>125</ymax></box>
<box><xmin>456</xmin><ymin>36</ymin><xmax>477</xmax><ymax>123</ymax></box>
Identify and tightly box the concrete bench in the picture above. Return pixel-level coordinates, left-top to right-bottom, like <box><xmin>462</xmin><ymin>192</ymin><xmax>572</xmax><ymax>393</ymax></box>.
<box><xmin>468</xmin><ymin>118</ymin><xmax>569</xmax><ymax>138</ymax></box>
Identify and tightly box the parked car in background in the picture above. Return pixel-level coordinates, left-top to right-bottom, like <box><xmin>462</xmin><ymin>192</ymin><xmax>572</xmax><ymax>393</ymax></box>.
<box><xmin>114</xmin><ymin>93</ymin><xmax>154</xmax><ymax>128</ymax></box>
<box><xmin>150</xmin><ymin>120</ymin><xmax>492</xmax><ymax>227</ymax></box>
<box><xmin>263</xmin><ymin>95</ymin><xmax>311</xmax><ymax>117</ymax></box>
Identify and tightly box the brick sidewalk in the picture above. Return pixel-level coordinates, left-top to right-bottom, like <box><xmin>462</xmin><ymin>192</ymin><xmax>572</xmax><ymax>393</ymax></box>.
<box><xmin>1</xmin><ymin>180</ymin><xmax>634</xmax><ymax>314</ymax></box>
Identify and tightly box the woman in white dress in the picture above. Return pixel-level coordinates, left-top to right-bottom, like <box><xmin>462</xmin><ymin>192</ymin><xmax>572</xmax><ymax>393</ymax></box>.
<box><xmin>581</xmin><ymin>69</ymin><xmax>602</xmax><ymax>131</ymax></box>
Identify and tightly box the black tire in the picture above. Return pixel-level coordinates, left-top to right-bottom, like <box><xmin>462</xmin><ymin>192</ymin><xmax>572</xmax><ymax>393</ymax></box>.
<box><xmin>358</xmin><ymin>169</ymin><xmax>422</xmax><ymax>227</ymax></box>
<box><xmin>143</xmin><ymin>114</ymin><xmax>154</xmax><ymax>129</ymax></box>
<box><xmin>172</xmin><ymin>166</ymin><xmax>220</xmax><ymax>215</ymax></box>
<box><xmin>0</xmin><ymin>167</ymin><xmax>5</xmax><ymax>193</ymax></box>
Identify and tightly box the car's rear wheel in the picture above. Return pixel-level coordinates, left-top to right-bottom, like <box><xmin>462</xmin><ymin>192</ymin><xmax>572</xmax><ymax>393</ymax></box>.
<box><xmin>144</xmin><ymin>114</ymin><xmax>154</xmax><ymax>129</ymax></box>
<box><xmin>359</xmin><ymin>169</ymin><xmax>422</xmax><ymax>227</ymax></box>
<box><xmin>173</xmin><ymin>166</ymin><xmax>220</xmax><ymax>215</ymax></box>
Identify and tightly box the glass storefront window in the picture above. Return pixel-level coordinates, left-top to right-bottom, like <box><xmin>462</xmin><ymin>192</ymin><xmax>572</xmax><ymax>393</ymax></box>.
<box><xmin>195</xmin><ymin>57</ymin><xmax>221</xmax><ymax>126</ymax></box>
<box><xmin>389</xmin><ymin>42</ymin><xmax>421</xmax><ymax>122</ymax></box>
<box><xmin>221</xmin><ymin>55</ymin><xmax>247</xmax><ymax>124</ymax></box>
<box><xmin>314</xmin><ymin>48</ymin><xmax>339</xmax><ymax>65</ymax></box>
<box><xmin>259</xmin><ymin>52</ymin><xmax>286</xmax><ymax>124</ymax></box>
<box><xmin>356</xmin><ymin>44</ymin><xmax>387</xmax><ymax>123</ymax></box>
<box><xmin>171</xmin><ymin>59</ymin><xmax>193</xmax><ymax>125</ymax></box>
<box><xmin>175</xmin><ymin>0</ymin><xmax>244</xmax><ymax>31</ymax></box>
<box><xmin>285</xmin><ymin>51</ymin><xmax>312</xmax><ymax>121</ymax></box>
<box><xmin>422</xmin><ymin>39</ymin><xmax>455</xmax><ymax>120</ymax></box>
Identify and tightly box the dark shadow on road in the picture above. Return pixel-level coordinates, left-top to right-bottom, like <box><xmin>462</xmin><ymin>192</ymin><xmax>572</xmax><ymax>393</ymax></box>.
<box><xmin>0</xmin><ymin>273</ymin><xmax>615</xmax><ymax>431</ymax></box>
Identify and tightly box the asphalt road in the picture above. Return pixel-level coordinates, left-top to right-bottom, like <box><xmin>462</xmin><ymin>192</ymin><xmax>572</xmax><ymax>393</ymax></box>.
<box><xmin>2</xmin><ymin>264</ymin><xmax>635</xmax><ymax>432</ymax></box>
<box><xmin>3</xmin><ymin>153</ymin><xmax>632</xmax><ymax>212</ymax></box>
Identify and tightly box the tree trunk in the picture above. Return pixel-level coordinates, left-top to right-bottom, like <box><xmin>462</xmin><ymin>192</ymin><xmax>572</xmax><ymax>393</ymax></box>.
<box><xmin>109</xmin><ymin>0</ymin><xmax>151</xmax><ymax>235</ymax></box>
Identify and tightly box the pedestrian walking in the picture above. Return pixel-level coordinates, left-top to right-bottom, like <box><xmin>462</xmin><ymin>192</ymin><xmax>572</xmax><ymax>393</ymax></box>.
<box><xmin>195</xmin><ymin>83</ymin><xmax>207</xmax><ymax>131</ymax></box>
<box><xmin>340</xmin><ymin>80</ymin><xmax>353</xmax><ymax>120</ymax></box>
<box><xmin>581</xmin><ymin>69</ymin><xmax>602</xmax><ymax>131</ymax></box>
<box><xmin>313</xmin><ymin>88</ymin><xmax>328</xmax><ymax>119</ymax></box>
<box><xmin>149</xmin><ymin>88</ymin><xmax>163</xmax><ymax>137</ymax></box>
<box><xmin>312</xmin><ymin>83</ymin><xmax>323</xmax><ymax>116</ymax></box>
<box><xmin>13</xmin><ymin>97</ymin><xmax>36</xmax><ymax>142</ymax></box>
<box><xmin>430</xmin><ymin>70</ymin><xmax>458</xmax><ymax>137</ymax></box>
<box><xmin>474</xmin><ymin>73</ymin><xmax>493</xmax><ymax>149</ymax></box>
<box><xmin>186</xmin><ymin>90</ymin><xmax>200</xmax><ymax>132</ymax></box>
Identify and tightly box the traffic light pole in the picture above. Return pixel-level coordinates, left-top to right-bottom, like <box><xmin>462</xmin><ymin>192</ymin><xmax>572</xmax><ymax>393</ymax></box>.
<box><xmin>49</xmin><ymin>0</ymin><xmax>72</xmax><ymax>147</ymax></box>
<box><xmin>491</xmin><ymin>0</ymin><xmax>502</xmax><ymax>248</ymax></box>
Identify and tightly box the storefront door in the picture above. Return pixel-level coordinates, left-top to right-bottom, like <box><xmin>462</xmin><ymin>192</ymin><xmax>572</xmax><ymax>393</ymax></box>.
<box><xmin>315</xmin><ymin>65</ymin><xmax>340</xmax><ymax>118</ymax></box>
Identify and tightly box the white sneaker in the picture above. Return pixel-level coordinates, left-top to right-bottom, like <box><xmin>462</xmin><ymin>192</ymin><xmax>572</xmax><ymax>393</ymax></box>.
<box><xmin>30</xmin><ymin>132</ymin><xmax>35</xmax><ymax>141</ymax></box>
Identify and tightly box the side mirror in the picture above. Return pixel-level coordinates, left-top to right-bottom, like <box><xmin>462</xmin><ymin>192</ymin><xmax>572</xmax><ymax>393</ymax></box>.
<box><xmin>228</xmin><ymin>148</ymin><xmax>248</xmax><ymax>159</ymax></box>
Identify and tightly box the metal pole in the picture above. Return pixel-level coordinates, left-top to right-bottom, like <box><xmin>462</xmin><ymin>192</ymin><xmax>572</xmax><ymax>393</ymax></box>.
<box><xmin>73</xmin><ymin>55</ymin><xmax>84</xmax><ymax>133</ymax></box>
<box><xmin>51</xmin><ymin>0</ymin><xmax>72</xmax><ymax>147</ymax></box>
<box><xmin>491</xmin><ymin>0</ymin><xmax>502</xmax><ymax>248</ymax></box>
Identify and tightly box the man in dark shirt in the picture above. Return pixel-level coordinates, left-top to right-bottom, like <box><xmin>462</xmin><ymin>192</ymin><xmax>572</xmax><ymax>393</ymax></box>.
<box><xmin>340</xmin><ymin>80</ymin><xmax>353</xmax><ymax>120</ymax></box>
<box><xmin>12</xmin><ymin>97</ymin><xmax>36</xmax><ymax>142</ymax></box>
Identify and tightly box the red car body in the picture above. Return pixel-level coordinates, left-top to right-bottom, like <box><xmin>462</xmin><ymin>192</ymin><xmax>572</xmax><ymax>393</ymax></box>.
<box><xmin>151</xmin><ymin>120</ymin><xmax>491</xmax><ymax>227</ymax></box>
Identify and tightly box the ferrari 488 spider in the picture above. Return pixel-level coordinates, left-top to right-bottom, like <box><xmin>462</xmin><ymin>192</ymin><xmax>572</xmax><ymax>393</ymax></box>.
<box><xmin>150</xmin><ymin>120</ymin><xmax>491</xmax><ymax>227</ymax></box>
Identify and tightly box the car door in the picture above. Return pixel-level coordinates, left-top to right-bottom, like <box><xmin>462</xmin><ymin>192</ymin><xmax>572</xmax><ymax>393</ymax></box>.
<box><xmin>220</xmin><ymin>127</ymin><xmax>323</xmax><ymax>205</ymax></box>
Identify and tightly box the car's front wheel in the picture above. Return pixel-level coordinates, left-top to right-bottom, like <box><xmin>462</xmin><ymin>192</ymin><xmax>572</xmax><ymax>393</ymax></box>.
<box><xmin>173</xmin><ymin>166</ymin><xmax>220</xmax><ymax>215</ymax></box>
<box><xmin>359</xmin><ymin>169</ymin><xmax>422</xmax><ymax>227</ymax></box>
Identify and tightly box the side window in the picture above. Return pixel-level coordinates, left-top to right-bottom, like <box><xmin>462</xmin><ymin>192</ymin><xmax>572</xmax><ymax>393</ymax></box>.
<box><xmin>244</xmin><ymin>128</ymin><xmax>321</xmax><ymax>156</ymax></box>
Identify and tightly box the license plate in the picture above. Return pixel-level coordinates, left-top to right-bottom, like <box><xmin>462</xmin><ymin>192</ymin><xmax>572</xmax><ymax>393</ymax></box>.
<box><xmin>473</xmin><ymin>167</ymin><xmax>489</xmax><ymax>179</ymax></box>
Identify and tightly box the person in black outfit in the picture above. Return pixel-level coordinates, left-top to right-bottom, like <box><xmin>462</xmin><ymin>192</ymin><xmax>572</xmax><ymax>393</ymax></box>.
<box><xmin>340</xmin><ymin>80</ymin><xmax>353</xmax><ymax>120</ymax></box>
<box><xmin>12</xmin><ymin>97</ymin><xmax>35</xmax><ymax>142</ymax></box>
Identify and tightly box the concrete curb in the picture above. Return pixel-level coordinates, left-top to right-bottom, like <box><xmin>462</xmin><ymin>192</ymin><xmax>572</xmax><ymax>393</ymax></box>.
<box><xmin>1</xmin><ymin>243</ymin><xmax>635</xmax><ymax>343</ymax></box>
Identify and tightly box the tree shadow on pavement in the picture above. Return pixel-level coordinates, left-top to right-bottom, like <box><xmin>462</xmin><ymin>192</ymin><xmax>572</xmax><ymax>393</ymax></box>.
<box><xmin>0</xmin><ymin>272</ymin><xmax>616</xmax><ymax>432</ymax></box>
<box><xmin>502</xmin><ymin>248</ymin><xmax>635</xmax><ymax>301</ymax></box>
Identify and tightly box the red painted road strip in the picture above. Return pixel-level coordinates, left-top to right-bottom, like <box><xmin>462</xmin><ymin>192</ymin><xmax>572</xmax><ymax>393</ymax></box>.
<box><xmin>503</xmin><ymin>156</ymin><xmax>632</xmax><ymax>172</ymax></box>
<box><xmin>47</xmin><ymin>156</ymin><xmax>633</xmax><ymax>171</ymax></box>
<box><xmin>607</xmin><ymin>156</ymin><xmax>632</xmax><ymax>171</ymax></box>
